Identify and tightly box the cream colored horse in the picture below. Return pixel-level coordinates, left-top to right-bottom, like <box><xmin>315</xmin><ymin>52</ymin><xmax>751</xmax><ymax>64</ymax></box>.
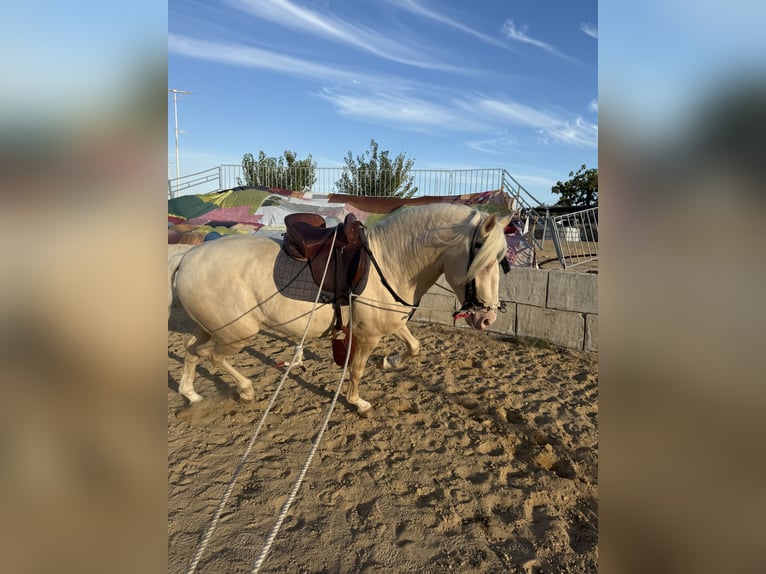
<box><xmin>169</xmin><ymin>204</ymin><xmax>509</xmax><ymax>417</ymax></box>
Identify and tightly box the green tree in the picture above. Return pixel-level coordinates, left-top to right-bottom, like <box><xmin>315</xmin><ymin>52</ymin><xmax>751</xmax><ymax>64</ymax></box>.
<box><xmin>335</xmin><ymin>139</ymin><xmax>417</xmax><ymax>198</ymax></box>
<box><xmin>241</xmin><ymin>150</ymin><xmax>316</xmax><ymax>191</ymax></box>
<box><xmin>551</xmin><ymin>164</ymin><xmax>598</xmax><ymax>207</ymax></box>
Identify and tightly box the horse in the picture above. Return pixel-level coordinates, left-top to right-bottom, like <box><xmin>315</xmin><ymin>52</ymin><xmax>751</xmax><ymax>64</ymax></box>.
<box><xmin>169</xmin><ymin>204</ymin><xmax>510</xmax><ymax>417</ymax></box>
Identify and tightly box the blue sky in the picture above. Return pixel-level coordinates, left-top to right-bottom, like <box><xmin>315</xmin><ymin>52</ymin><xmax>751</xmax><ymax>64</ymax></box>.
<box><xmin>169</xmin><ymin>0</ymin><xmax>597</xmax><ymax>205</ymax></box>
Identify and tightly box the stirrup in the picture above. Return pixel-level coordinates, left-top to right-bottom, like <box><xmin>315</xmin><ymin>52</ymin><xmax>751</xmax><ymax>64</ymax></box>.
<box><xmin>331</xmin><ymin>325</ymin><xmax>355</xmax><ymax>367</ymax></box>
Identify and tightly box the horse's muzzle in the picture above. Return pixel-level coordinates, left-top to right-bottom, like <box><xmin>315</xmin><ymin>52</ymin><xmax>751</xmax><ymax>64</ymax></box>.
<box><xmin>464</xmin><ymin>309</ymin><xmax>497</xmax><ymax>330</ymax></box>
<box><xmin>453</xmin><ymin>300</ymin><xmax>506</xmax><ymax>330</ymax></box>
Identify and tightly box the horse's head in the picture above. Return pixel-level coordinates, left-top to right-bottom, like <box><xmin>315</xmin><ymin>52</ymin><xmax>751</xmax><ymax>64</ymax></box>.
<box><xmin>444</xmin><ymin>212</ymin><xmax>511</xmax><ymax>331</ymax></box>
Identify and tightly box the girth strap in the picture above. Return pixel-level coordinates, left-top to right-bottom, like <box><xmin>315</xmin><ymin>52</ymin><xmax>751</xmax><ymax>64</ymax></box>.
<box><xmin>330</xmin><ymin>244</ymin><xmax>355</xmax><ymax>366</ymax></box>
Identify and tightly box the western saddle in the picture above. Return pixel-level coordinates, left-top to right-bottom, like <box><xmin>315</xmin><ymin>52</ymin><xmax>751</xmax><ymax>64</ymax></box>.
<box><xmin>283</xmin><ymin>213</ymin><xmax>371</xmax><ymax>366</ymax></box>
<box><xmin>283</xmin><ymin>213</ymin><xmax>370</xmax><ymax>304</ymax></box>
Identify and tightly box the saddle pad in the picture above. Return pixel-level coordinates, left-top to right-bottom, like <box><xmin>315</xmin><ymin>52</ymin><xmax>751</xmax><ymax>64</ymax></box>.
<box><xmin>273</xmin><ymin>246</ymin><xmax>334</xmax><ymax>303</ymax></box>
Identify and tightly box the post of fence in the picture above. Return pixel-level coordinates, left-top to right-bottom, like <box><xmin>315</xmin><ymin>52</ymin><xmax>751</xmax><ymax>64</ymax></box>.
<box><xmin>549</xmin><ymin>215</ymin><xmax>567</xmax><ymax>270</ymax></box>
<box><xmin>540</xmin><ymin>208</ymin><xmax>549</xmax><ymax>249</ymax></box>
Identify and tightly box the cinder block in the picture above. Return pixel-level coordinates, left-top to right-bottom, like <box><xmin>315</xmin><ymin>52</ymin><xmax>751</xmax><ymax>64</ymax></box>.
<box><xmin>419</xmin><ymin>291</ymin><xmax>457</xmax><ymax>311</ymax></box>
<box><xmin>434</xmin><ymin>276</ymin><xmax>454</xmax><ymax>291</ymax></box>
<box><xmin>452</xmin><ymin>302</ymin><xmax>516</xmax><ymax>334</ymax></box>
<box><xmin>547</xmin><ymin>270</ymin><xmax>598</xmax><ymax>314</ymax></box>
<box><xmin>500</xmin><ymin>268</ymin><xmax>549</xmax><ymax>307</ymax></box>
<box><xmin>487</xmin><ymin>302</ymin><xmax>516</xmax><ymax>336</ymax></box>
<box><xmin>431</xmin><ymin>277</ymin><xmax>458</xmax><ymax>301</ymax></box>
<box><xmin>516</xmin><ymin>304</ymin><xmax>585</xmax><ymax>349</ymax></box>
<box><xmin>585</xmin><ymin>314</ymin><xmax>598</xmax><ymax>352</ymax></box>
<box><xmin>410</xmin><ymin>307</ymin><xmax>432</xmax><ymax>323</ymax></box>
<box><xmin>430</xmin><ymin>309</ymin><xmax>456</xmax><ymax>326</ymax></box>
<box><xmin>412</xmin><ymin>284</ymin><xmax>457</xmax><ymax>326</ymax></box>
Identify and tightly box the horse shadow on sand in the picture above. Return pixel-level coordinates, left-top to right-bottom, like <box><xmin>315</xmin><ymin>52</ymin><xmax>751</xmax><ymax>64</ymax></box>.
<box><xmin>168</xmin><ymin>328</ymin><xmax>357</xmax><ymax>417</ymax></box>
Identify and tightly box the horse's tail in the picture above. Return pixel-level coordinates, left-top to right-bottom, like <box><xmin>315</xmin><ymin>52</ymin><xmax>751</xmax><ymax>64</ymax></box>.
<box><xmin>168</xmin><ymin>245</ymin><xmax>194</xmax><ymax>320</ymax></box>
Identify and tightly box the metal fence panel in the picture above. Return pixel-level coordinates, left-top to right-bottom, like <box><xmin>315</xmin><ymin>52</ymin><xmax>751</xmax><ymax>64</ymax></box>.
<box><xmin>167</xmin><ymin>166</ymin><xmax>220</xmax><ymax>198</ymax></box>
<box><xmin>170</xmin><ymin>165</ymin><xmax>515</xmax><ymax>198</ymax></box>
<box><xmin>213</xmin><ymin>166</ymin><xmax>508</xmax><ymax>197</ymax></box>
<box><xmin>500</xmin><ymin>171</ymin><xmax>548</xmax><ymax>250</ymax></box>
<box><xmin>549</xmin><ymin>207</ymin><xmax>599</xmax><ymax>269</ymax></box>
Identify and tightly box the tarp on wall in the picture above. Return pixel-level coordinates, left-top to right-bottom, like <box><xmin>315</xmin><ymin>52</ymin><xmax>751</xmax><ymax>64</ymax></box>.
<box><xmin>168</xmin><ymin>186</ymin><xmax>536</xmax><ymax>267</ymax></box>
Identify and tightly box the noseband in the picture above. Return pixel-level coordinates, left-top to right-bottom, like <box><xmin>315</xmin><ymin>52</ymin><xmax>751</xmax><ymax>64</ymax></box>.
<box><xmin>452</xmin><ymin>223</ymin><xmax>510</xmax><ymax>321</ymax></box>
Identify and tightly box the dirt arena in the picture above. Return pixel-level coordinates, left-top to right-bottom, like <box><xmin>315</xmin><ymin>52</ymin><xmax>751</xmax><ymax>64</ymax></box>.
<box><xmin>168</xmin><ymin>301</ymin><xmax>598</xmax><ymax>573</ymax></box>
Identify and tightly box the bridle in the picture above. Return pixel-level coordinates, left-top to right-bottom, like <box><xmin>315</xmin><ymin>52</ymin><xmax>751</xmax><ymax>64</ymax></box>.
<box><xmin>452</xmin><ymin>223</ymin><xmax>510</xmax><ymax>321</ymax></box>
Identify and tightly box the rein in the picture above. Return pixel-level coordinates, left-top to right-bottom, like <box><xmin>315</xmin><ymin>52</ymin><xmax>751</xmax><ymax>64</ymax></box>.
<box><xmin>359</xmin><ymin>226</ymin><xmax>419</xmax><ymax>319</ymax></box>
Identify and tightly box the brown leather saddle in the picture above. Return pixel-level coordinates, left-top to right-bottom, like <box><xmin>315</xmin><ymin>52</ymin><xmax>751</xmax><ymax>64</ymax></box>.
<box><xmin>283</xmin><ymin>213</ymin><xmax>371</xmax><ymax>366</ymax></box>
<box><xmin>283</xmin><ymin>213</ymin><xmax>370</xmax><ymax>304</ymax></box>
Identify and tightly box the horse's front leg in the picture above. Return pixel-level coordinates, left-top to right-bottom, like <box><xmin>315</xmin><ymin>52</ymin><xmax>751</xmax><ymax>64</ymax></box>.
<box><xmin>381</xmin><ymin>324</ymin><xmax>420</xmax><ymax>370</ymax></box>
<box><xmin>345</xmin><ymin>335</ymin><xmax>380</xmax><ymax>417</ymax></box>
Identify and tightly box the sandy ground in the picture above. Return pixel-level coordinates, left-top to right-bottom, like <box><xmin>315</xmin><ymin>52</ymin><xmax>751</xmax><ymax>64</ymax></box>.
<box><xmin>168</xmin><ymin>299</ymin><xmax>598</xmax><ymax>573</ymax></box>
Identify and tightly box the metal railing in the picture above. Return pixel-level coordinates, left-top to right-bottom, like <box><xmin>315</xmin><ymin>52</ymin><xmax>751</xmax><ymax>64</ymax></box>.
<box><xmin>167</xmin><ymin>166</ymin><xmax>220</xmax><ymax>197</ymax></box>
<box><xmin>217</xmin><ymin>165</ymin><xmax>508</xmax><ymax>198</ymax></box>
<box><xmin>501</xmin><ymin>170</ymin><xmax>549</xmax><ymax>250</ymax></box>
<box><xmin>547</xmin><ymin>206</ymin><xmax>599</xmax><ymax>269</ymax></box>
<box><xmin>169</xmin><ymin>165</ymin><xmax>510</xmax><ymax>199</ymax></box>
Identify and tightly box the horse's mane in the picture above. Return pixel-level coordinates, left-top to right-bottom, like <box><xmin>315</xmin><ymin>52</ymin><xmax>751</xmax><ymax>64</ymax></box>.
<box><xmin>368</xmin><ymin>204</ymin><xmax>507</xmax><ymax>280</ymax></box>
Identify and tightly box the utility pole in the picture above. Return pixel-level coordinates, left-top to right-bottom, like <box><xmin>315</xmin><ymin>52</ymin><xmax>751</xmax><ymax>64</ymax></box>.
<box><xmin>168</xmin><ymin>89</ymin><xmax>192</xmax><ymax>197</ymax></box>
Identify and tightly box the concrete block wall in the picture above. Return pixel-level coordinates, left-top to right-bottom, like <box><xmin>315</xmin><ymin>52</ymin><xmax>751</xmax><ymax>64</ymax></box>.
<box><xmin>411</xmin><ymin>269</ymin><xmax>598</xmax><ymax>352</ymax></box>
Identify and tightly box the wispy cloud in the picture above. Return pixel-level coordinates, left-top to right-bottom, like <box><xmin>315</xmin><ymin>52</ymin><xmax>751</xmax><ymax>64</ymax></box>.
<box><xmin>170</xmin><ymin>34</ymin><xmax>595</xmax><ymax>148</ymax></box>
<box><xmin>589</xmin><ymin>99</ymin><xmax>598</xmax><ymax>113</ymax></box>
<box><xmin>226</xmin><ymin>0</ymin><xmax>472</xmax><ymax>73</ymax></box>
<box><xmin>390</xmin><ymin>0</ymin><xmax>509</xmax><ymax>48</ymax></box>
<box><xmin>580</xmin><ymin>22</ymin><xmax>598</xmax><ymax>39</ymax></box>
<box><xmin>500</xmin><ymin>19</ymin><xmax>577</xmax><ymax>62</ymax></box>
<box><xmin>544</xmin><ymin>116</ymin><xmax>598</xmax><ymax>148</ymax></box>
<box><xmin>466</xmin><ymin>133</ymin><xmax>518</xmax><ymax>155</ymax></box>
<box><xmin>470</xmin><ymin>98</ymin><xmax>559</xmax><ymax>129</ymax></box>
<box><xmin>169</xmin><ymin>33</ymin><xmax>481</xmax><ymax>132</ymax></box>
<box><xmin>169</xmin><ymin>33</ymin><xmax>402</xmax><ymax>88</ymax></box>
<box><xmin>469</xmin><ymin>97</ymin><xmax>598</xmax><ymax>148</ymax></box>
<box><xmin>317</xmin><ymin>88</ymin><xmax>485</xmax><ymax>132</ymax></box>
<box><xmin>501</xmin><ymin>19</ymin><xmax>552</xmax><ymax>51</ymax></box>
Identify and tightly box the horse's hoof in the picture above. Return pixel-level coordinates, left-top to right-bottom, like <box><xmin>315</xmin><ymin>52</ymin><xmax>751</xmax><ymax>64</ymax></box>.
<box><xmin>238</xmin><ymin>392</ymin><xmax>255</xmax><ymax>403</ymax></box>
<box><xmin>185</xmin><ymin>392</ymin><xmax>204</xmax><ymax>404</ymax></box>
<box><xmin>357</xmin><ymin>406</ymin><xmax>374</xmax><ymax>418</ymax></box>
<box><xmin>382</xmin><ymin>355</ymin><xmax>405</xmax><ymax>370</ymax></box>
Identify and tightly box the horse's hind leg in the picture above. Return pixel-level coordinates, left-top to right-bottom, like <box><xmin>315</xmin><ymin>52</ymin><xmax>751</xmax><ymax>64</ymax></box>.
<box><xmin>186</xmin><ymin>330</ymin><xmax>257</xmax><ymax>402</ymax></box>
<box><xmin>346</xmin><ymin>335</ymin><xmax>381</xmax><ymax>417</ymax></box>
<box><xmin>381</xmin><ymin>324</ymin><xmax>420</xmax><ymax>370</ymax></box>
<box><xmin>210</xmin><ymin>350</ymin><xmax>256</xmax><ymax>402</ymax></box>
<box><xmin>178</xmin><ymin>327</ymin><xmax>211</xmax><ymax>403</ymax></box>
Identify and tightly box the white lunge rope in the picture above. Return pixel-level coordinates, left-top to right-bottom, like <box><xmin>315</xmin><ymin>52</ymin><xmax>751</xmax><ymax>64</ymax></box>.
<box><xmin>250</xmin><ymin>294</ymin><xmax>354</xmax><ymax>573</ymax></box>
<box><xmin>186</xmin><ymin>229</ymin><xmax>338</xmax><ymax>574</ymax></box>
